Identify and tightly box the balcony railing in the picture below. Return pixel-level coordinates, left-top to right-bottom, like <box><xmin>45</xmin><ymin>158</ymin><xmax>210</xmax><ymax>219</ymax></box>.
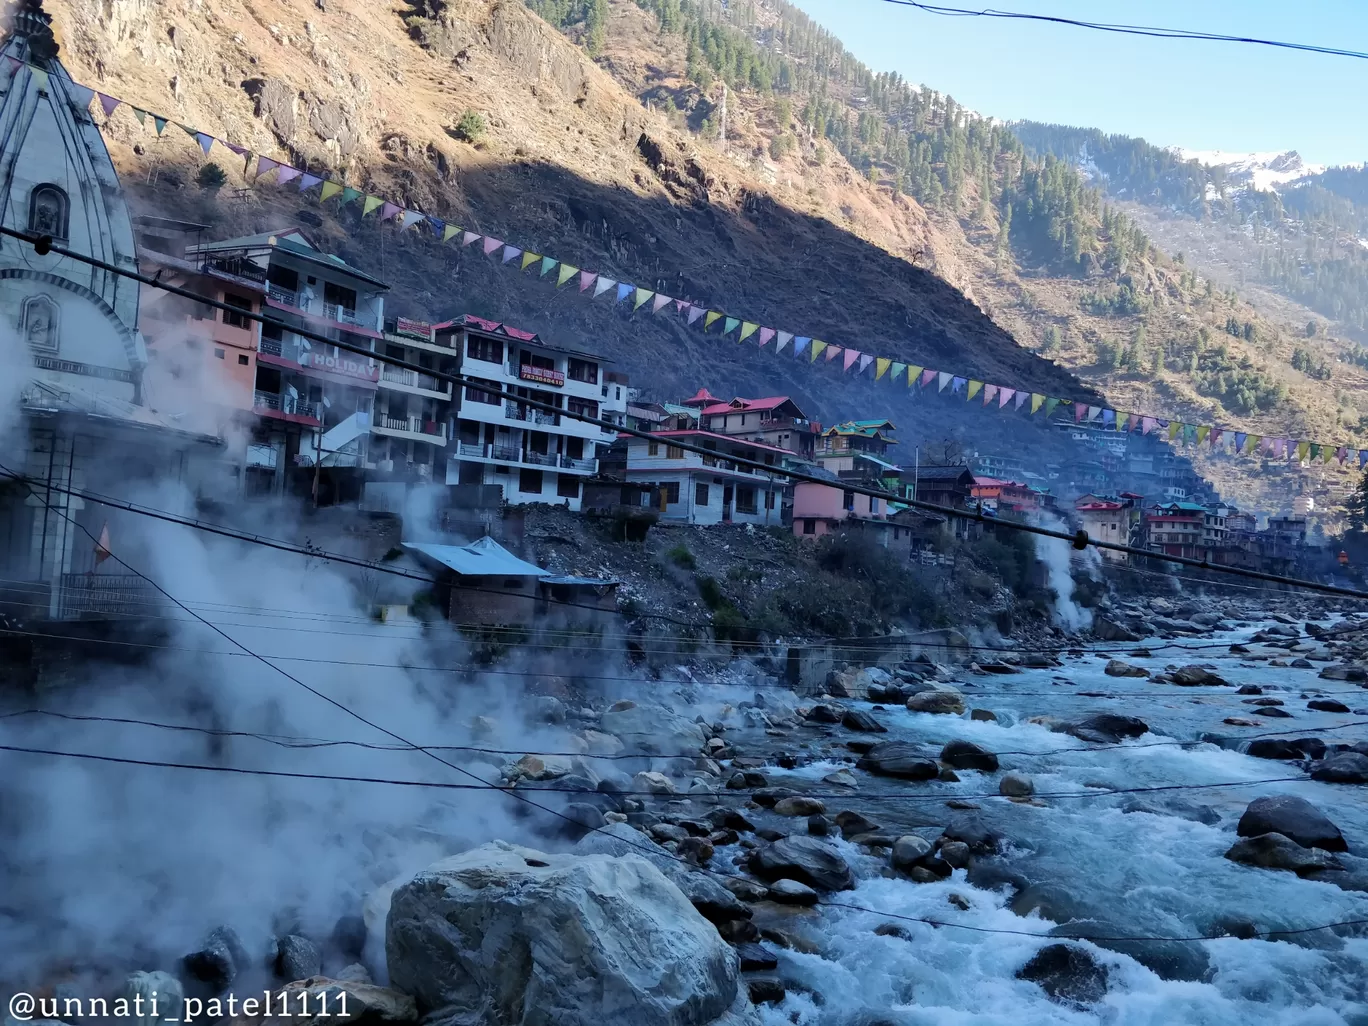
<box><xmin>267</xmin><ymin>283</ymin><xmax>298</xmax><ymax>307</ymax></box>
<box><xmin>504</xmin><ymin>400</ymin><xmax>558</xmax><ymax>426</ymax></box>
<box><xmin>258</xmin><ymin>336</ymin><xmax>284</xmax><ymax>358</ymax></box>
<box><xmin>454</xmin><ymin>441</ymin><xmax>595</xmax><ymax>472</ymax></box>
<box><xmin>323</xmin><ymin>303</ymin><xmax>373</xmax><ymax>329</ymax></box>
<box><xmin>254</xmin><ymin>390</ymin><xmax>319</xmax><ymax>420</ymax></box>
<box><xmin>375</xmin><ymin>414</ymin><xmax>447</xmax><ymax>440</ymax></box>
<box><xmin>523</xmin><ymin>450</ymin><xmax>558</xmax><ymax>467</ymax></box>
<box><xmin>560</xmin><ymin>455</ymin><xmax>596</xmax><ymax>471</ymax></box>
<box><xmin>381</xmin><ymin>365</ymin><xmax>447</xmax><ymax>393</ymax></box>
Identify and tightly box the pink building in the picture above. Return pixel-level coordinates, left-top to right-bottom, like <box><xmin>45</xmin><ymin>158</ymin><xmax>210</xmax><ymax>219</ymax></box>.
<box><xmin>792</xmin><ymin>481</ymin><xmax>887</xmax><ymax>539</ymax></box>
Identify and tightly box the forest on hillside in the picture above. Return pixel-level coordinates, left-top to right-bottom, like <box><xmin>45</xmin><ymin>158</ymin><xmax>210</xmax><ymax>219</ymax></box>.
<box><xmin>1013</xmin><ymin>121</ymin><xmax>1368</xmax><ymax>337</ymax></box>
<box><xmin>525</xmin><ymin>0</ymin><xmax>1154</xmax><ymax>279</ymax></box>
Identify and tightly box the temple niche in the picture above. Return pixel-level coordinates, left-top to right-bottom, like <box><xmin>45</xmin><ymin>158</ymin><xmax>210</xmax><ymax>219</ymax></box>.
<box><xmin>21</xmin><ymin>293</ymin><xmax>58</xmax><ymax>351</ymax></box>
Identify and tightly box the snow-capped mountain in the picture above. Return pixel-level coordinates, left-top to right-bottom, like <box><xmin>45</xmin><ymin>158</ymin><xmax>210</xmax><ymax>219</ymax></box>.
<box><xmin>1176</xmin><ymin>149</ymin><xmax>1326</xmax><ymax>193</ymax></box>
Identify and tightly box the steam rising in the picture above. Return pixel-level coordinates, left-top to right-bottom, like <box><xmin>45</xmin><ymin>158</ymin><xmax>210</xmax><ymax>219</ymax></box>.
<box><xmin>1032</xmin><ymin>513</ymin><xmax>1098</xmax><ymax>633</ymax></box>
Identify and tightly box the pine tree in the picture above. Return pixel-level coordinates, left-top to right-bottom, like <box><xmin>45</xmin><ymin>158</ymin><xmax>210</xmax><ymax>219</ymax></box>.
<box><xmin>1346</xmin><ymin>470</ymin><xmax>1368</xmax><ymax>533</ymax></box>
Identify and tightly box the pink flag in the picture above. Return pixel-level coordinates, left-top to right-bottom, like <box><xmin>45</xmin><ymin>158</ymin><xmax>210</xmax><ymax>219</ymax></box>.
<box><xmin>97</xmin><ymin>93</ymin><xmax>120</xmax><ymax>117</ymax></box>
<box><xmin>1075</xmin><ymin>404</ymin><xmax>1087</xmax><ymax>424</ymax></box>
<box><xmin>758</xmin><ymin>328</ymin><xmax>775</xmax><ymax>347</ymax></box>
<box><xmin>843</xmin><ymin>349</ymin><xmax>860</xmax><ymax>371</ymax></box>
<box><xmin>1337</xmin><ymin>446</ymin><xmax>1349</xmax><ymax>464</ymax></box>
<box><xmin>983</xmin><ymin>385</ymin><xmax>998</xmax><ymax>406</ymax></box>
<box><xmin>675</xmin><ymin>299</ymin><xmax>689</xmax><ymax>313</ymax></box>
<box><xmin>461</xmin><ymin>231</ymin><xmax>482</xmax><ymax>247</ymax></box>
<box><xmin>918</xmin><ymin>369</ymin><xmax>934</xmax><ymax>386</ymax></box>
<box><xmin>482</xmin><ymin>237</ymin><xmax>503</xmax><ymax>255</ymax></box>
<box><xmin>826</xmin><ymin>346</ymin><xmax>842</xmax><ymax>362</ymax></box>
<box><xmin>1142</xmin><ymin>417</ymin><xmax>1158</xmax><ymax>435</ymax></box>
<box><xmin>998</xmin><ymin>387</ymin><xmax>1015</xmax><ymax>409</ymax></box>
<box><xmin>687</xmin><ymin>306</ymin><xmax>705</xmax><ymax>325</ymax></box>
<box><xmin>277</xmin><ymin>166</ymin><xmax>302</xmax><ymax>185</ymax></box>
<box><xmin>652</xmin><ymin>294</ymin><xmax>672</xmax><ymax>314</ymax></box>
<box><xmin>1261</xmin><ymin>437</ymin><xmax>1274</xmax><ymax>455</ymax></box>
<box><xmin>579</xmin><ymin>271</ymin><xmax>597</xmax><ymax>292</ymax></box>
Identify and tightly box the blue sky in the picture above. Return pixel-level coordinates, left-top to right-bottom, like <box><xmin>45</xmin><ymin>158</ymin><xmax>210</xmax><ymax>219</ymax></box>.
<box><xmin>788</xmin><ymin>0</ymin><xmax>1367</xmax><ymax>167</ymax></box>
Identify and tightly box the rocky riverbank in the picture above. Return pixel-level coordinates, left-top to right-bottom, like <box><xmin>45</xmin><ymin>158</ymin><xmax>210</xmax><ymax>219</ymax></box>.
<box><xmin>7</xmin><ymin>602</ymin><xmax>1368</xmax><ymax>1026</ymax></box>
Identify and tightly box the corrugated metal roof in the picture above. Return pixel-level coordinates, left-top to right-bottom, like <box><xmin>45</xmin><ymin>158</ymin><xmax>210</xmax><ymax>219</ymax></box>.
<box><xmin>404</xmin><ymin>537</ymin><xmax>548</xmax><ymax>577</ymax></box>
<box><xmin>541</xmin><ymin>575</ymin><xmax>620</xmax><ymax>587</ymax></box>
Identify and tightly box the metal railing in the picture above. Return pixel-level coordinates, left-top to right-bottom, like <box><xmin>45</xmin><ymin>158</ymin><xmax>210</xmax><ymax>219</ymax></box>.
<box><xmin>254</xmin><ymin>391</ymin><xmax>319</xmax><ymax>419</ymax></box>
<box><xmin>57</xmin><ymin>573</ymin><xmax>161</xmax><ymax>620</ymax></box>
<box><xmin>375</xmin><ymin>414</ymin><xmax>447</xmax><ymax>440</ymax></box>
<box><xmin>524</xmin><ymin>450</ymin><xmax>557</xmax><ymax>467</ymax></box>
<box><xmin>381</xmin><ymin>365</ymin><xmax>448</xmax><ymax>393</ymax></box>
<box><xmin>503</xmin><ymin>400</ymin><xmax>558</xmax><ymax>426</ymax></box>
<box><xmin>267</xmin><ymin>283</ymin><xmax>298</xmax><ymax>307</ymax></box>
<box><xmin>560</xmin><ymin>455</ymin><xmax>596</xmax><ymax>471</ymax></box>
<box><xmin>323</xmin><ymin>303</ymin><xmax>373</xmax><ymax>329</ymax></box>
<box><xmin>258</xmin><ymin>336</ymin><xmax>283</xmax><ymax>358</ymax></box>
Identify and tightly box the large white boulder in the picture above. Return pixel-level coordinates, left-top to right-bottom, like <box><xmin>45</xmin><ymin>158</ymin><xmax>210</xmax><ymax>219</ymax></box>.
<box><xmin>386</xmin><ymin>842</ymin><xmax>760</xmax><ymax>1026</ymax></box>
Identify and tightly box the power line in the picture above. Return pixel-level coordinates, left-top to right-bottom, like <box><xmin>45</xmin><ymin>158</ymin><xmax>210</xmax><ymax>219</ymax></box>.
<box><xmin>6</xmin><ymin>469</ymin><xmax>1361</xmax><ymax>950</ymax></box>
<box><xmin>871</xmin><ymin>0</ymin><xmax>1368</xmax><ymax>61</ymax></box>
<box><xmin>7</xmin><ymin>622</ymin><xmax>1368</xmax><ymax>700</ymax></box>
<box><xmin>6</xmin><ymin>707</ymin><xmax>1365</xmax><ymax>764</ymax></box>
<box><xmin>3</xmin><ymin>224</ymin><xmax>1364</xmax><ymax>602</ymax></box>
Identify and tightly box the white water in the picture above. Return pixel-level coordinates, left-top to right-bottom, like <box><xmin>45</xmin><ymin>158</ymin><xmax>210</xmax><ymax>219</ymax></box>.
<box><xmin>740</xmin><ymin>620</ymin><xmax>1368</xmax><ymax>1025</ymax></box>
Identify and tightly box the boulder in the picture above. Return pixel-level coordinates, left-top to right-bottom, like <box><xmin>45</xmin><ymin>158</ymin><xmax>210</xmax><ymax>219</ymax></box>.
<box><xmin>1310</xmin><ymin>752</ymin><xmax>1368</xmax><ymax>784</ymax></box>
<box><xmin>1224</xmin><ymin>832</ymin><xmax>1345</xmax><ymax>875</ymax></box>
<box><xmin>722</xmin><ymin>877</ymin><xmax>771</xmax><ymax>903</ymax></box>
<box><xmin>1257</xmin><ymin>707</ymin><xmax>1294</xmax><ymax>719</ymax></box>
<box><xmin>1245</xmin><ymin>739</ymin><xmax>1302</xmax><ymax>760</ymax></box>
<box><xmin>1104</xmin><ymin>659</ymin><xmax>1149</xmax><ymax>678</ymax></box>
<box><xmin>804</xmin><ymin>704</ymin><xmax>844</xmax><ymax>724</ymax></box>
<box><xmin>773</xmin><ymin>796</ymin><xmax>826</xmax><ymax>817</ymax></box>
<box><xmin>939</xmin><ymin>840</ymin><xmax>971</xmax><ymax>868</ymax></box>
<box><xmin>182</xmin><ymin>926</ymin><xmax>248</xmax><ymax>990</ymax></box>
<box><xmin>765</xmin><ymin>878</ymin><xmax>819</xmax><ymax>906</ymax></box>
<box><xmin>752</xmin><ymin>787</ymin><xmax>797</xmax><ymax>808</ymax></box>
<box><xmin>733</xmin><ymin>943</ymin><xmax>778</xmax><ymax>972</ymax></box>
<box><xmin>822</xmin><ymin>769</ymin><xmax>859</xmax><ymax>789</ymax></box>
<box><xmin>1168</xmin><ymin>665</ymin><xmax>1230</xmax><ymax>687</ymax></box>
<box><xmin>856</xmin><ymin>741</ymin><xmax>939</xmax><ymax>780</ymax></box>
<box><xmin>1093</xmin><ymin>618</ymin><xmax>1141</xmax><ymax>642</ymax></box>
<box><xmin>1048</xmin><ymin>921</ymin><xmax>1209</xmax><ymax>983</ymax></box>
<box><xmin>1016</xmin><ymin>944</ymin><xmax>1109</xmax><ymax>1007</ymax></box>
<box><xmin>727</xmin><ymin>771</ymin><xmax>769</xmax><ymax>790</ymax></box>
<box><xmin>274</xmin><ymin>934</ymin><xmax>321</xmax><ymax>982</ymax></box>
<box><xmin>530</xmin><ymin>695</ymin><xmax>568</xmax><ymax>724</ymax></box>
<box><xmin>999</xmin><ymin>773</ymin><xmax>1034</xmax><ymax>797</ymax></box>
<box><xmin>1120</xmin><ymin>797</ymin><xmax>1220</xmax><ymax>825</ymax></box>
<box><xmin>601</xmin><ymin>705</ymin><xmax>708</xmax><ymax>755</ymax></box>
<box><xmin>942</xmin><ymin>813</ymin><xmax>1000</xmax><ymax>854</ymax></box>
<box><xmin>1319</xmin><ymin>665</ymin><xmax>1367</xmax><ymax>681</ymax></box>
<box><xmin>1237</xmin><ymin>795</ymin><xmax>1347</xmax><ymax>852</ymax></box>
<box><xmin>746</xmin><ymin>978</ymin><xmax>785</xmax><ymax>1005</ymax></box>
<box><xmin>272</xmin><ymin>977</ymin><xmax>417</xmax><ymax>1025</ymax></box>
<box><xmin>751</xmin><ymin>836</ymin><xmax>855</xmax><ymax>891</ymax></box>
<box><xmin>970</xmin><ymin>709</ymin><xmax>998</xmax><ymax>722</ymax></box>
<box><xmin>940</xmin><ymin>740</ymin><xmax>999</xmax><ymax>772</ymax></box>
<box><xmin>807</xmin><ymin>814</ymin><xmax>832</xmax><ymax>836</ymax></box>
<box><xmin>890</xmin><ymin>835</ymin><xmax>935</xmax><ymax>873</ymax></box>
<box><xmin>906</xmin><ymin>688</ymin><xmax>965</xmax><ymax>715</ymax></box>
<box><xmin>634</xmin><ymin>771</ymin><xmax>678</xmax><ymax>795</ymax></box>
<box><xmin>1308</xmin><ymin>699</ymin><xmax>1351</xmax><ymax>713</ymax></box>
<box><xmin>1061</xmin><ymin>714</ymin><xmax>1149</xmax><ymax>744</ymax></box>
<box><xmin>124</xmin><ymin>972</ymin><xmax>183</xmax><ymax>1024</ymax></box>
<box><xmin>835</xmin><ymin>811</ymin><xmax>881</xmax><ymax>839</ymax></box>
<box><xmin>841</xmin><ymin>709</ymin><xmax>887</xmax><ymax>733</ymax></box>
<box><xmin>387</xmin><ymin>841</ymin><xmax>760</xmax><ymax>1026</ymax></box>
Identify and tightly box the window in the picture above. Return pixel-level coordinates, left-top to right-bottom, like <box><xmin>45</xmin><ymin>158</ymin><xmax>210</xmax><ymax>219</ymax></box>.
<box><xmin>467</xmin><ymin>335</ymin><xmax>503</xmax><ymax>363</ymax></box>
<box><xmin>843</xmin><ymin>490</ymin><xmax>855</xmax><ymax>512</ymax></box>
<box><xmin>695</xmin><ymin>483</ymin><xmax>710</xmax><ymax>507</ymax></box>
<box><xmin>664</xmin><ymin>481</ymin><xmax>681</xmax><ymax>504</ymax></box>
<box><xmin>765</xmin><ymin>490</ymin><xmax>775</xmax><ymax>510</ymax></box>
<box><xmin>213</xmin><ymin>348</ymin><xmax>225</xmax><ymax>360</ymax></box>
<box><xmin>519</xmin><ymin>468</ymin><xmax>543</xmax><ymax>494</ymax></box>
<box><xmin>464</xmin><ymin>378</ymin><xmax>501</xmax><ymax>405</ymax></box>
<box><xmin>736</xmin><ymin>487</ymin><xmax>757</xmax><ymax>515</ymax></box>
<box><xmin>666</xmin><ymin>446</ymin><xmax>684</xmax><ymax>460</ymax></box>
<box><xmin>222</xmin><ymin>293</ymin><xmax>253</xmax><ymax>329</ymax></box>
<box><xmin>27</xmin><ymin>184</ymin><xmax>69</xmax><ymax>239</ymax></box>
<box><xmin>557</xmin><ymin>475</ymin><xmax>580</xmax><ymax>499</ymax></box>
<box><xmin>323</xmin><ymin>281</ymin><xmax>357</xmax><ymax>312</ymax></box>
<box><xmin>802</xmin><ymin>518</ymin><xmax>816</xmax><ymax>535</ymax></box>
<box><xmin>568</xmin><ymin>358</ymin><xmax>598</xmax><ymax>384</ymax></box>
<box><xmin>647</xmin><ymin>440</ymin><xmax>660</xmax><ymax>456</ymax></box>
<box><xmin>238</xmin><ymin>354</ymin><xmax>249</xmax><ymax>365</ymax></box>
<box><xmin>568</xmin><ymin>398</ymin><xmax>598</xmax><ymax>418</ymax></box>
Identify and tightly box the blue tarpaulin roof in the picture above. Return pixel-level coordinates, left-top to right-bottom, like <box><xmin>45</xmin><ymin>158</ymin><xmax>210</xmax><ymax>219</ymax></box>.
<box><xmin>404</xmin><ymin>538</ymin><xmax>548</xmax><ymax>578</ymax></box>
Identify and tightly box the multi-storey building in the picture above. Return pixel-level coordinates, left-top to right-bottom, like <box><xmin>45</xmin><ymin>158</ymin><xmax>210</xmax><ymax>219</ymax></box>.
<box><xmin>445</xmin><ymin>315</ymin><xmax>625</xmax><ymax>511</ymax></box>
<box><xmin>371</xmin><ymin>315</ymin><xmax>458</xmax><ymax>483</ymax></box>
<box><xmin>188</xmin><ymin>228</ymin><xmax>388</xmax><ymax>501</ymax></box>
<box><xmin>691</xmin><ymin>393</ymin><xmax>820</xmax><ymax>461</ymax></box>
<box><xmin>623</xmin><ymin>429</ymin><xmax>787</xmax><ymax>526</ymax></box>
<box><xmin>1144</xmin><ymin>502</ymin><xmax>1205</xmax><ymax>559</ymax></box>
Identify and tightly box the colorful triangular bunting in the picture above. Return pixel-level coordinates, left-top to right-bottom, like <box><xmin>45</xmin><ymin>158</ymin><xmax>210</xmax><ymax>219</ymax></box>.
<box><xmin>594</xmin><ymin>277</ymin><xmax>617</xmax><ymax>299</ymax></box>
<box><xmin>633</xmin><ymin>287</ymin><xmax>655</xmax><ymax>310</ymax></box>
<box><xmin>875</xmin><ymin>358</ymin><xmax>892</xmax><ymax>381</ymax></box>
<box><xmin>739</xmin><ymin>322</ymin><xmax>759</xmax><ymax>342</ymax></box>
<box><xmin>558</xmin><ymin>264</ymin><xmax>579</xmax><ymax>287</ymax></box>
<box><xmin>539</xmin><ymin>256</ymin><xmax>558</xmax><ymax>277</ymax></box>
<box><xmin>810</xmin><ymin>340</ymin><xmax>828</xmax><ymax>362</ymax></box>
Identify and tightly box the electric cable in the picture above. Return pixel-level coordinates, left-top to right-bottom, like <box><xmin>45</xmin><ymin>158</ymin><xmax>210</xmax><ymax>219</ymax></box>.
<box><xmin>3</xmin><ymin>224</ymin><xmax>1365</xmax><ymax>602</ymax></box>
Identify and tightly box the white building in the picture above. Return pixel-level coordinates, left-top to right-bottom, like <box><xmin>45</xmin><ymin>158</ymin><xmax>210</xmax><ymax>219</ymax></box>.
<box><xmin>444</xmin><ymin>316</ymin><xmax>626</xmax><ymax>511</ymax></box>
<box><xmin>188</xmin><ymin>228</ymin><xmax>389</xmax><ymax>501</ymax></box>
<box><xmin>373</xmin><ymin>315</ymin><xmax>458</xmax><ymax>483</ymax></box>
<box><xmin>623</xmin><ymin>429</ymin><xmax>787</xmax><ymax>526</ymax></box>
<box><xmin>0</xmin><ymin>2</ymin><xmax>222</xmax><ymax>620</ymax></box>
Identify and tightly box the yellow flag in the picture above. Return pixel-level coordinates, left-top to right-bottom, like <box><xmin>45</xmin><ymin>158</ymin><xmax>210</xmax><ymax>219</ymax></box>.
<box><xmin>1195</xmin><ymin>425</ymin><xmax>1211</xmax><ymax>445</ymax></box>
<box><xmin>1245</xmin><ymin>435</ymin><xmax>1260</xmax><ymax>454</ymax></box>
<box><xmin>442</xmin><ymin>224</ymin><xmax>461</xmax><ymax>242</ymax></box>
<box><xmin>633</xmin><ymin>288</ymin><xmax>654</xmax><ymax>311</ymax></box>
<box><xmin>908</xmin><ymin>365</ymin><xmax>923</xmax><ymax>387</ymax></box>
<box><xmin>362</xmin><ymin>195</ymin><xmax>383</xmax><ymax>216</ymax></box>
<box><xmin>875</xmin><ymin>358</ymin><xmax>891</xmax><ymax>381</ymax></box>
<box><xmin>521</xmin><ymin>252</ymin><xmax>541</xmax><ymax>271</ymax></box>
<box><xmin>1030</xmin><ymin>393</ymin><xmax>1044</xmax><ymax>413</ymax></box>
<box><xmin>704</xmin><ymin>311</ymin><xmax>722</xmax><ymax>330</ymax></box>
<box><xmin>1324</xmin><ymin>445</ymin><xmax>1336</xmax><ymax>464</ymax></box>
<box><xmin>1168</xmin><ymin>422</ymin><xmax>1182</xmax><ymax>441</ymax></box>
<box><xmin>967</xmin><ymin>380</ymin><xmax>982</xmax><ymax>401</ymax></box>
<box><xmin>810</xmin><ymin>340</ymin><xmax>828</xmax><ymax>362</ymax></box>
<box><xmin>739</xmin><ymin>322</ymin><xmax>758</xmax><ymax>342</ymax></box>
<box><xmin>556</xmin><ymin>264</ymin><xmax>578</xmax><ymax>287</ymax></box>
<box><xmin>320</xmin><ymin>181</ymin><xmax>343</xmax><ymax>202</ymax></box>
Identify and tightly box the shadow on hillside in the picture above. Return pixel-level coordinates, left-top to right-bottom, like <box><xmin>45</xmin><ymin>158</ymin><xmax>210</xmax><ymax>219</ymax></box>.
<box><xmin>138</xmin><ymin>150</ymin><xmax>1198</xmax><ymax>473</ymax></box>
